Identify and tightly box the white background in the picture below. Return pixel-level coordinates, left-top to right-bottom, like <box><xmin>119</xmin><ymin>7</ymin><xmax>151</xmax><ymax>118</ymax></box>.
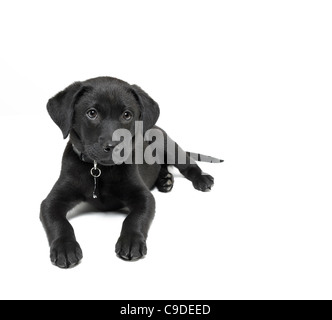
<box><xmin>0</xmin><ymin>0</ymin><xmax>331</xmax><ymax>300</ymax></box>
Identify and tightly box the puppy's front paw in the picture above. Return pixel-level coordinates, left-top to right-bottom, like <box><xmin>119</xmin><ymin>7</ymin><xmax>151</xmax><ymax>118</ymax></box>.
<box><xmin>193</xmin><ymin>174</ymin><xmax>214</xmax><ymax>192</ymax></box>
<box><xmin>115</xmin><ymin>233</ymin><xmax>147</xmax><ymax>261</ymax></box>
<box><xmin>50</xmin><ymin>238</ymin><xmax>83</xmax><ymax>269</ymax></box>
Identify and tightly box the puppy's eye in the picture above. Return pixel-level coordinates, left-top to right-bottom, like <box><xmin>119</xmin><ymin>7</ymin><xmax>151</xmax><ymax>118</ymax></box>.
<box><xmin>86</xmin><ymin>109</ymin><xmax>98</xmax><ymax>119</ymax></box>
<box><xmin>122</xmin><ymin>110</ymin><xmax>133</xmax><ymax>121</ymax></box>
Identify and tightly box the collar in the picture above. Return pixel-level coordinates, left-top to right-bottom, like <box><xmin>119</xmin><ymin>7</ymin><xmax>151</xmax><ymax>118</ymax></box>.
<box><xmin>72</xmin><ymin>143</ymin><xmax>89</xmax><ymax>162</ymax></box>
<box><xmin>72</xmin><ymin>143</ymin><xmax>101</xmax><ymax>199</ymax></box>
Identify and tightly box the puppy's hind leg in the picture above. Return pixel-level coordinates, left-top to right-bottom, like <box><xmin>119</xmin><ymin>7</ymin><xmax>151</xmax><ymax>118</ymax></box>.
<box><xmin>152</xmin><ymin>126</ymin><xmax>215</xmax><ymax>192</ymax></box>
<box><xmin>155</xmin><ymin>164</ymin><xmax>174</xmax><ymax>193</ymax></box>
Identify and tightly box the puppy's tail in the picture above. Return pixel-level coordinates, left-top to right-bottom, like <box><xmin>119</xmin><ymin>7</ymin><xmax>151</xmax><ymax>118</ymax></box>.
<box><xmin>186</xmin><ymin>152</ymin><xmax>224</xmax><ymax>163</ymax></box>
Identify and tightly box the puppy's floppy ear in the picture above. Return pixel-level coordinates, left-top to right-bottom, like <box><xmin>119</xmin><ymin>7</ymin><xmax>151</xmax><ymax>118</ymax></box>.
<box><xmin>131</xmin><ymin>84</ymin><xmax>160</xmax><ymax>131</ymax></box>
<box><xmin>47</xmin><ymin>82</ymin><xmax>85</xmax><ymax>139</ymax></box>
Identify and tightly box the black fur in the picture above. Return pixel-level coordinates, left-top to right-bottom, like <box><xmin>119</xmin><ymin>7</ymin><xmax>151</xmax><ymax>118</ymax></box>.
<box><xmin>40</xmin><ymin>76</ymin><xmax>218</xmax><ymax>268</ymax></box>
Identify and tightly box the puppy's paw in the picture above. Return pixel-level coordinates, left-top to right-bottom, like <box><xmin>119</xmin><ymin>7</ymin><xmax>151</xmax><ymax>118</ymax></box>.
<box><xmin>156</xmin><ymin>172</ymin><xmax>174</xmax><ymax>193</ymax></box>
<box><xmin>50</xmin><ymin>238</ymin><xmax>83</xmax><ymax>269</ymax></box>
<box><xmin>115</xmin><ymin>232</ymin><xmax>147</xmax><ymax>261</ymax></box>
<box><xmin>193</xmin><ymin>174</ymin><xmax>214</xmax><ymax>192</ymax></box>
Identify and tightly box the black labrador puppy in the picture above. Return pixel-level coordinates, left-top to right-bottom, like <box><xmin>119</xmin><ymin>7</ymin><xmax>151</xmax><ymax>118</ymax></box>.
<box><xmin>40</xmin><ymin>77</ymin><xmax>222</xmax><ymax>268</ymax></box>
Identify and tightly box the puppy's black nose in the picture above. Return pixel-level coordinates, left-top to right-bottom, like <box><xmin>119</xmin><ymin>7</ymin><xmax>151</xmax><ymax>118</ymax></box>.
<box><xmin>103</xmin><ymin>144</ymin><xmax>114</xmax><ymax>153</ymax></box>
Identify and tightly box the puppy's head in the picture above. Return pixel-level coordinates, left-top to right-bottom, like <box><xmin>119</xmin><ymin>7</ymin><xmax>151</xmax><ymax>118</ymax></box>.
<box><xmin>47</xmin><ymin>77</ymin><xmax>160</xmax><ymax>165</ymax></box>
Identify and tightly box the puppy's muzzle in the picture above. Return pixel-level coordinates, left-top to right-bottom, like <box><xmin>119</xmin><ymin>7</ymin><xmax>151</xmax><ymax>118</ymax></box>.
<box><xmin>103</xmin><ymin>143</ymin><xmax>115</xmax><ymax>153</ymax></box>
